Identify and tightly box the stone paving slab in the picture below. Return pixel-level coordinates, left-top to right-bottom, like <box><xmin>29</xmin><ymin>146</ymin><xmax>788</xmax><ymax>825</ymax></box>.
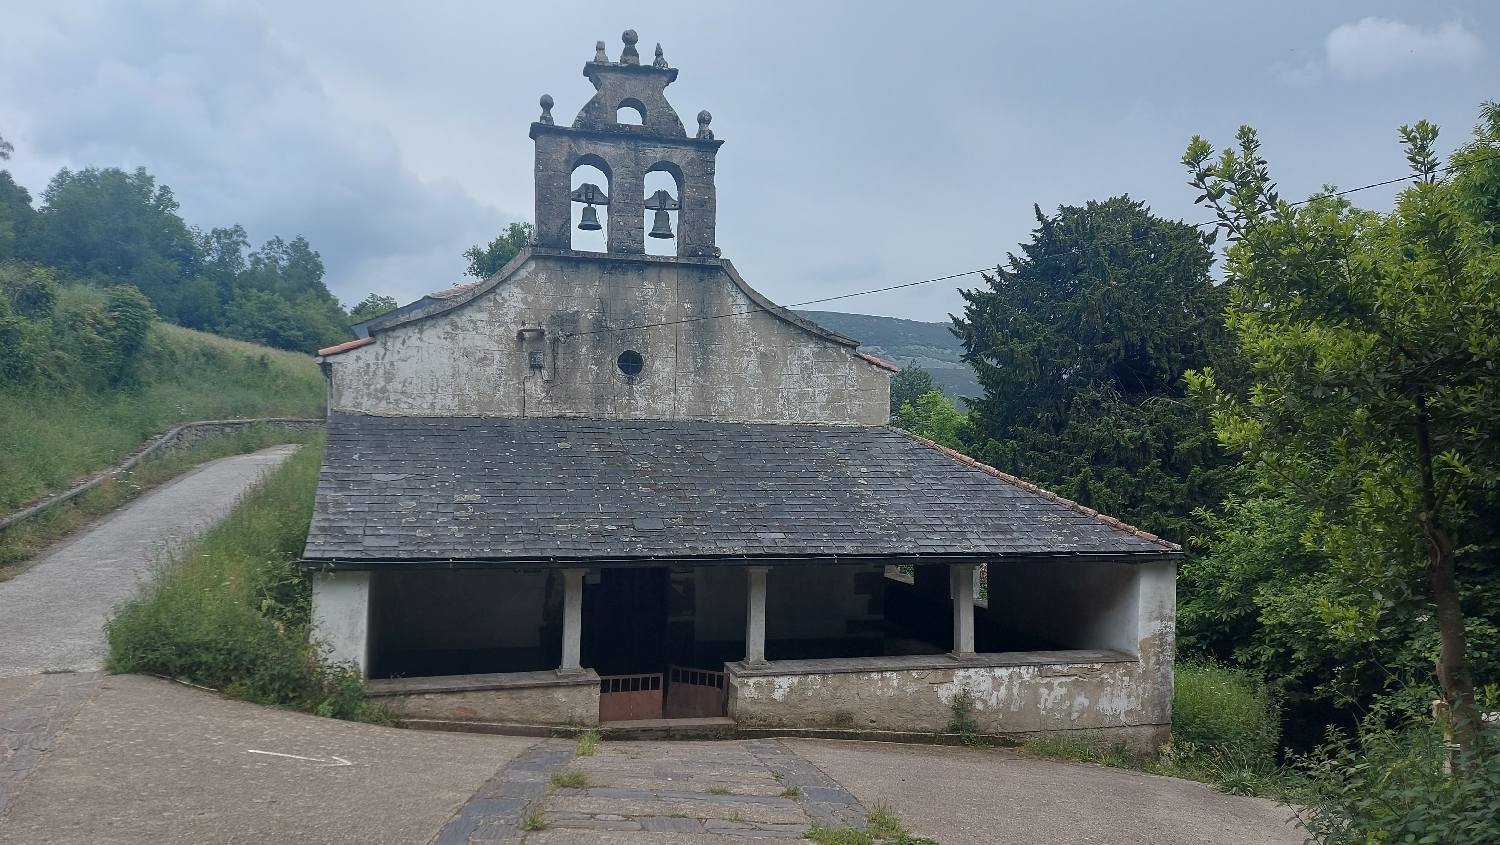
<box><xmin>0</xmin><ymin>671</ymin><xmax>103</xmax><ymax>815</ymax></box>
<box><xmin>435</xmin><ymin>737</ymin><xmax>856</xmax><ymax>842</ymax></box>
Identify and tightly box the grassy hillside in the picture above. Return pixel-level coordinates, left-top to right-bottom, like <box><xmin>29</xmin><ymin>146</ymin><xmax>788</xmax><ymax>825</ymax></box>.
<box><xmin>795</xmin><ymin>309</ymin><xmax>982</xmax><ymax>403</ymax></box>
<box><xmin>0</xmin><ymin>321</ymin><xmax>324</xmax><ymax>512</ymax></box>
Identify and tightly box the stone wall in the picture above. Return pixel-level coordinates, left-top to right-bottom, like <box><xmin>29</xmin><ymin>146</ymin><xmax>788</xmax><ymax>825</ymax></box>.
<box><xmin>366</xmin><ymin>670</ymin><xmax>601</xmax><ymax>727</ymax></box>
<box><xmin>323</xmin><ymin>252</ymin><xmax>891</xmax><ymax>425</ymax></box>
<box><xmin>726</xmin><ymin>652</ymin><xmax>1168</xmax><ymax>753</ymax></box>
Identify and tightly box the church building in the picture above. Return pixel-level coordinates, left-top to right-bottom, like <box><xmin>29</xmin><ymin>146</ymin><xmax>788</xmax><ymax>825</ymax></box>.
<box><xmin>304</xmin><ymin>32</ymin><xmax>1179</xmax><ymax>750</ymax></box>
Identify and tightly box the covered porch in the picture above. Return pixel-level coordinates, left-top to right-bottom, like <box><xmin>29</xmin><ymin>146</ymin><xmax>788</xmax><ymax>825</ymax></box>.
<box><xmin>311</xmin><ymin>554</ymin><xmax>1172</xmax><ymax>747</ymax></box>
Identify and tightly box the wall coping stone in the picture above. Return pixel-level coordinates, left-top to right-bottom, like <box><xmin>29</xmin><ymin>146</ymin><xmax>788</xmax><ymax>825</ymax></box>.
<box><xmin>724</xmin><ymin>649</ymin><xmax>1136</xmax><ymax>677</ymax></box>
<box><xmin>365</xmin><ymin>668</ymin><xmax>601</xmax><ymax>697</ymax></box>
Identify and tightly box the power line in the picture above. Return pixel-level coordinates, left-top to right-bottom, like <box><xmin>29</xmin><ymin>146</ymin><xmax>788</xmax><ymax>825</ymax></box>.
<box><xmin>563</xmin><ymin>151</ymin><xmax>1500</xmax><ymax>339</ymax></box>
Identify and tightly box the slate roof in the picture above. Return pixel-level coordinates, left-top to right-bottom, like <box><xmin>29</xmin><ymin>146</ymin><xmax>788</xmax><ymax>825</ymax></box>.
<box><xmin>302</xmin><ymin>414</ymin><xmax>1179</xmax><ymax>567</ymax></box>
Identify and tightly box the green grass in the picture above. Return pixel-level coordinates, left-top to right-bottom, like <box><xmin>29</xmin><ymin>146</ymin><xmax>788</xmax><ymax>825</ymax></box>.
<box><xmin>549</xmin><ymin>768</ymin><xmax>592</xmax><ymax>790</ymax></box>
<box><xmin>706</xmin><ymin>785</ymin><xmax>733</xmax><ymax>795</ymax></box>
<box><xmin>520</xmin><ymin>809</ymin><xmax>547</xmax><ymax>831</ymax></box>
<box><xmin>575</xmin><ymin>729</ymin><xmax>601</xmax><ymax>756</ymax></box>
<box><xmin>0</xmin><ymin>422</ymin><xmax>321</xmax><ymax>574</ymax></box>
<box><xmin>0</xmin><ymin>321</ymin><xmax>324</xmax><ymax>513</ymax></box>
<box><xmin>1021</xmin><ymin>661</ymin><xmax>1286</xmax><ymax>798</ymax></box>
<box><xmin>105</xmin><ymin>436</ymin><xmax>385</xmax><ymax>723</ymax></box>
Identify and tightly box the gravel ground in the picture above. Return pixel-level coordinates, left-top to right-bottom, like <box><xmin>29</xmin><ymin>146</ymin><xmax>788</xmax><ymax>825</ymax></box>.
<box><xmin>0</xmin><ymin>445</ymin><xmax>299</xmax><ymax>677</ymax></box>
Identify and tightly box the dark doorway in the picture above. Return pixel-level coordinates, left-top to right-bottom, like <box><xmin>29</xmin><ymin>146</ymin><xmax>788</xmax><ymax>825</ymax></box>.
<box><xmin>582</xmin><ymin>567</ymin><xmax>669</xmax><ymax>676</ymax></box>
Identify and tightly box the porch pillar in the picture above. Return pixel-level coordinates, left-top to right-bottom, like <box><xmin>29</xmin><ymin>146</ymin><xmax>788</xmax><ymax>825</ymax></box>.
<box><xmin>745</xmin><ymin>566</ymin><xmax>770</xmax><ymax>665</ymax></box>
<box><xmin>559</xmin><ymin>568</ymin><xmax>586</xmax><ymax>674</ymax></box>
<box><xmin>950</xmin><ymin>563</ymin><xmax>976</xmax><ymax>657</ymax></box>
<box><xmin>311</xmin><ymin>571</ymin><xmax>371</xmax><ymax>678</ymax></box>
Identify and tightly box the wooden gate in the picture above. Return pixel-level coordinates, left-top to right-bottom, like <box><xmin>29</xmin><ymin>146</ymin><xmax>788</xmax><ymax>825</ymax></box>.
<box><xmin>598</xmin><ymin>673</ymin><xmax>663</xmax><ymax>722</ymax></box>
<box><xmin>664</xmin><ymin>665</ymin><xmax>728</xmax><ymax>718</ymax></box>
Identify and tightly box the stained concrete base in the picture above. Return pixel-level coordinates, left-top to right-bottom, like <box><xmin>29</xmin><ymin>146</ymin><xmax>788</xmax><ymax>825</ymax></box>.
<box><xmin>366</xmin><ymin>669</ymin><xmax>602</xmax><ymax>726</ymax></box>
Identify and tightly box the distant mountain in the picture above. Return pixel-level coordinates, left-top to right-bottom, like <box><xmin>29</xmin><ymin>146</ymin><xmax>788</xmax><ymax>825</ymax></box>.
<box><xmin>795</xmin><ymin>310</ymin><xmax>982</xmax><ymax>405</ymax></box>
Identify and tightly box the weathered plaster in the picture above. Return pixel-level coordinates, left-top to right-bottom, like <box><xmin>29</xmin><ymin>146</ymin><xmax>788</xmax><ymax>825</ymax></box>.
<box><xmin>366</xmin><ymin>669</ymin><xmax>601</xmax><ymax>726</ymax></box>
<box><xmin>726</xmin><ymin>560</ymin><xmax>1176</xmax><ymax>752</ymax></box>
<box><xmin>323</xmin><ymin>252</ymin><xmax>890</xmax><ymax>424</ymax></box>
<box><xmin>311</xmin><ymin>571</ymin><xmax>370</xmax><ymax>677</ymax></box>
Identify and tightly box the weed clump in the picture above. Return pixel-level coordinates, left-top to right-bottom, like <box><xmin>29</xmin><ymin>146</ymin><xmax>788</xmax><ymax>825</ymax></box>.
<box><xmin>946</xmin><ymin>687</ymin><xmax>982</xmax><ymax>746</ymax></box>
<box><xmin>574</xmin><ymin>730</ymin><xmax>600</xmax><ymax>756</ymax></box>
<box><xmin>804</xmin><ymin>804</ymin><xmax>937</xmax><ymax>845</ymax></box>
<box><xmin>105</xmin><ymin>437</ymin><xmax>386</xmax><ymax>724</ymax></box>
<box><xmin>549</xmin><ymin>768</ymin><xmax>591</xmax><ymax>790</ymax></box>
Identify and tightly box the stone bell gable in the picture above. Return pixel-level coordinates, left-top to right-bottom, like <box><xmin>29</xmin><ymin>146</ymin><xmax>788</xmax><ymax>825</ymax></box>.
<box><xmin>532</xmin><ymin>30</ymin><xmax>720</xmax><ymax>258</ymax></box>
<box><xmin>320</xmin><ymin>31</ymin><xmax>894</xmax><ymax>424</ymax></box>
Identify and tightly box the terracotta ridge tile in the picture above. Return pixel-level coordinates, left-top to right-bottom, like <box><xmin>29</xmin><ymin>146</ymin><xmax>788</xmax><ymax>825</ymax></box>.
<box><xmin>317</xmin><ymin>336</ymin><xmax>376</xmax><ymax>357</ymax></box>
<box><xmin>891</xmin><ymin>428</ymin><xmax>1182</xmax><ymax>552</ymax></box>
<box><xmin>855</xmin><ymin>351</ymin><xmax>899</xmax><ymax>372</ymax></box>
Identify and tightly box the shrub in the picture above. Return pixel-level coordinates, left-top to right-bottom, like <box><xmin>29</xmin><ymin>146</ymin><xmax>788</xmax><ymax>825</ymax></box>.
<box><xmin>106</xmin><ymin>437</ymin><xmax>386</xmax><ymax>723</ymax></box>
<box><xmin>1295</xmin><ymin>721</ymin><xmax>1500</xmax><ymax>845</ymax></box>
<box><xmin>946</xmin><ymin>686</ymin><xmax>982</xmax><ymax>746</ymax></box>
<box><xmin>1168</xmin><ymin>660</ymin><xmax>1282</xmax><ymax>789</ymax></box>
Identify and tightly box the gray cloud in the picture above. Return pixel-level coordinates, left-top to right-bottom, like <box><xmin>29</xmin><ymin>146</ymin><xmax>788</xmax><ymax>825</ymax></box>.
<box><xmin>1327</xmin><ymin>18</ymin><xmax>1483</xmax><ymax>79</ymax></box>
<box><xmin>0</xmin><ymin>1</ymin><xmax>504</xmax><ymax>306</ymax></box>
<box><xmin>3</xmin><ymin>2</ymin><xmax>1498</xmax><ymax>321</ymax></box>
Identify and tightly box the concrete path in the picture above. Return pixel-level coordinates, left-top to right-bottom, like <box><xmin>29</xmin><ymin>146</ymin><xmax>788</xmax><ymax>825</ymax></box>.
<box><xmin>0</xmin><ymin>445</ymin><xmax>299</xmax><ymax>677</ymax></box>
<box><xmin>0</xmin><ymin>674</ymin><xmax>1308</xmax><ymax>844</ymax></box>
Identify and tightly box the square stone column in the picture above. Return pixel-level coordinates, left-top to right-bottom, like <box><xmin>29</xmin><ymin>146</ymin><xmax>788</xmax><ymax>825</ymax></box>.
<box><xmin>311</xmin><ymin>571</ymin><xmax>371</xmax><ymax>678</ymax></box>
<box><xmin>559</xmin><ymin>568</ymin><xmax>587</xmax><ymax>675</ymax></box>
<box><xmin>950</xmin><ymin>563</ymin><xmax>976</xmax><ymax>657</ymax></box>
<box><xmin>745</xmin><ymin>566</ymin><xmax>770</xmax><ymax>665</ymax></box>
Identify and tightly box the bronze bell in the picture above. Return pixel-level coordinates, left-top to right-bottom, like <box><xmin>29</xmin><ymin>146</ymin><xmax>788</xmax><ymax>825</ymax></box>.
<box><xmin>578</xmin><ymin>205</ymin><xmax>602</xmax><ymax>231</ymax></box>
<box><xmin>649</xmin><ymin>208</ymin><xmax>674</xmax><ymax>239</ymax></box>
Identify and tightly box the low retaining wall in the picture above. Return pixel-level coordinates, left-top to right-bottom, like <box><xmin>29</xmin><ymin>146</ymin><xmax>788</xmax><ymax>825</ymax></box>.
<box><xmin>0</xmin><ymin>417</ymin><xmax>323</xmax><ymax>532</ymax></box>
<box><xmin>725</xmin><ymin>651</ymin><xmax>1170</xmax><ymax>754</ymax></box>
<box><xmin>366</xmin><ymin>669</ymin><xmax>601</xmax><ymax>727</ymax></box>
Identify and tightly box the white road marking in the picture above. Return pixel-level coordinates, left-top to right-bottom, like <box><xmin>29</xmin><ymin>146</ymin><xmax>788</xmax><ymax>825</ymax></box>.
<box><xmin>246</xmin><ymin>749</ymin><xmax>352</xmax><ymax>766</ymax></box>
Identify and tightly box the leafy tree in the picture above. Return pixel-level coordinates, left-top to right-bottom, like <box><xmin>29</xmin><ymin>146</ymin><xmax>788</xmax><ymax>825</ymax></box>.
<box><xmin>0</xmin><ymin>171</ymin><xmax>36</xmax><ymax>264</ymax></box>
<box><xmin>349</xmin><ymin>293</ymin><xmax>398</xmax><ymax>322</ymax></box>
<box><xmin>220</xmin><ymin>236</ymin><xmax>349</xmax><ymax>353</ymax></box>
<box><xmin>0</xmin><ymin>131</ymin><xmax>12</xmax><ymax>160</ymax></box>
<box><xmin>463</xmin><ymin>222</ymin><xmax>533</xmax><ymax>279</ymax></box>
<box><xmin>30</xmin><ymin>167</ymin><xmax>200</xmax><ymax>319</ymax></box>
<box><xmin>1183</xmin><ymin>106</ymin><xmax>1500</xmax><ymax>743</ymax></box>
<box><xmin>889</xmin><ymin>361</ymin><xmax>935</xmax><ymax>421</ymax></box>
<box><xmin>896</xmin><ymin>390</ymin><xmax>973</xmax><ymax>451</ymax></box>
<box><xmin>953</xmin><ymin>196</ymin><xmax>1237</xmax><ymax>546</ymax></box>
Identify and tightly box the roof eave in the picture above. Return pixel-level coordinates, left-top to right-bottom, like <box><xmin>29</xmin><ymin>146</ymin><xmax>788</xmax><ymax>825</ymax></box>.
<box><xmin>300</xmin><ymin>549</ymin><xmax>1180</xmax><ymax>572</ymax></box>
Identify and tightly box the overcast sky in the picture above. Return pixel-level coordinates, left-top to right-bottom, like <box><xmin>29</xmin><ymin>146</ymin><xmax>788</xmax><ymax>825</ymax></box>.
<box><xmin>1</xmin><ymin>2</ymin><xmax>1495</xmax><ymax>322</ymax></box>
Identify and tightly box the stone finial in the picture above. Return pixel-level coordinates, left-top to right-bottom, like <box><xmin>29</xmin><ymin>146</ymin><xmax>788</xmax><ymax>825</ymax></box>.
<box><xmin>538</xmin><ymin>94</ymin><xmax>554</xmax><ymax>125</ymax></box>
<box><xmin>653</xmin><ymin>43</ymin><xmax>668</xmax><ymax>69</ymax></box>
<box><xmin>696</xmin><ymin>110</ymin><xmax>714</xmax><ymax>140</ymax></box>
<box><xmin>620</xmin><ymin>29</ymin><xmax>640</xmax><ymax>65</ymax></box>
<box><xmin>594</xmin><ymin>41</ymin><xmax>608</xmax><ymax>62</ymax></box>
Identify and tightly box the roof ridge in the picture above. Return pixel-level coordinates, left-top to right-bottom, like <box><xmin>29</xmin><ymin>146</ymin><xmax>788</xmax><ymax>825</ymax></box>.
<box><xmin>891</xmin><ymin>428</ymin><xmax>1182</xmax><ymax>552</ymax></box>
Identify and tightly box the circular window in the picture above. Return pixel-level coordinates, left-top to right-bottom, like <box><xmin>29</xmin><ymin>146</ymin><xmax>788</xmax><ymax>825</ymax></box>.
<box><xmin>616</xmin><ymin>350</ymin><xmax>644</xmax><ymax>377</ymax></box>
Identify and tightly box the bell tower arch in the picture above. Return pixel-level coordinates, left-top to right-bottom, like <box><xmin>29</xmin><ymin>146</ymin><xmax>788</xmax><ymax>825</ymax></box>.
<box><xmin>530</xmin><ymin>30</ymin><xmax>724</xmax><ymax>257</ymax></box>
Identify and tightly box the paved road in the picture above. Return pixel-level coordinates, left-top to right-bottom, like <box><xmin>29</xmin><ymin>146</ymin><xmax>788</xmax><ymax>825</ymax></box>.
<box><xmin>0</xmin><ymin>446</ymin><xmax>300</xmax><ymax>677</ymax></box>
<box><xmin>0</xmin><ymin>674</ymin><xmax>1307</xmax><ymax>844</ymax></box>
